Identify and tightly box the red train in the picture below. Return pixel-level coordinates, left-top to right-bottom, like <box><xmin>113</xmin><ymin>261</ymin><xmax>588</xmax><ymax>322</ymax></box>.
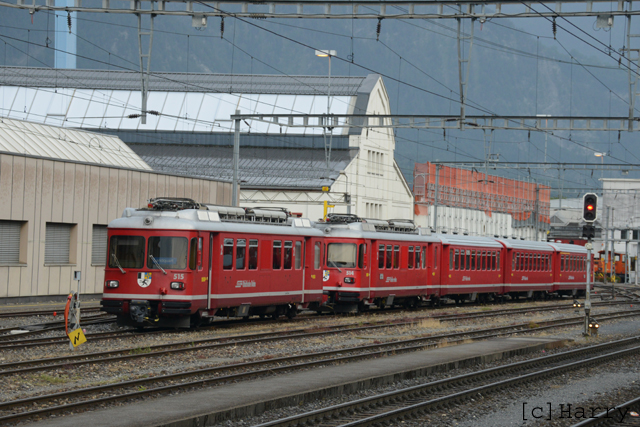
<box><xmin>100</xmin><ymin>198</ymin><xmax>590</xmax><ymax>328</ymax></box>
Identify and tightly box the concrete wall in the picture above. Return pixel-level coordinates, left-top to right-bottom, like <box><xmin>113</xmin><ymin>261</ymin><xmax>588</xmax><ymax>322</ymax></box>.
<box><xmin>0</xmin><ymin>153</ymin><xmax>232</xmax><ymax>302</ymax></box>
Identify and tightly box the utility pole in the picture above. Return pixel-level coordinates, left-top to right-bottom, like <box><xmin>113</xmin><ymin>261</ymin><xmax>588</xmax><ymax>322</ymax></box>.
<box><xmin>585</xmin><ymin>240</ymin><xmax>592</xmax><ymax>336</ymax></box>
<box><xmin>611</xmin><ymin>207</ymin><xmax>615</xmax><ymax>298</ymax></box>
<box><xmin>604</xmin><ymin>206</ymin><xmax>609</xmax><ymax>287</ymax></box>
<box><xmin>434</xmin><ymin>164</ymin><xmax>441</xmax><ymax>232</ymax></box>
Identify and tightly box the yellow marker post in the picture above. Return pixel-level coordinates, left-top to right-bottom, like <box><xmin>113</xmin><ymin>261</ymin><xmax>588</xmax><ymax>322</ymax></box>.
<box><xmin>68</xmin><ymin>328</ymin><xmax>87</xmax><ymax>348</ymax></box>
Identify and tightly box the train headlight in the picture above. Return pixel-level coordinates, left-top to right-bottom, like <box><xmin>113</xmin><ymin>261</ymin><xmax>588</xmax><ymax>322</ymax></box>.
<box><xmin>170</xmin><ymin>282</ymin><xmax>185</xmax><ymax>290</ymax></box>
<box><xmin>344</xmin><ymin>277</ymin><xmax>355</xmax><ymax>284</ymax></box>
<box><xmin>106</xmin><ymin>280</ymin><xmax>119</xmax><ymax>288</ymax></box>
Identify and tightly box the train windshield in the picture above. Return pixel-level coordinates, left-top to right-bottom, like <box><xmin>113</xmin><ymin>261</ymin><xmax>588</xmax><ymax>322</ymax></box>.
<box><xmin>109</xmin><ymin>236</ymin><xmax>145</xmax><ymax>269</ymax></box>
<box><xmin>327</xmin><ymin>243</ymin><xmax>357</xmax><ymax>268</ymax></box>
<box><xmin>147</xmin><ymin>236</ymin><xmax>189</xmax><ymax>270</ymax></box>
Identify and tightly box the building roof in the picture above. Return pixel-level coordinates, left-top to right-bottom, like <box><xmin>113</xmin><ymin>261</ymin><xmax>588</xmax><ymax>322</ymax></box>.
<box><xmin>0</xmin><ymin>117</ymin><xmax>151</xmax><ymax>170</ymax></box>
<box><xmin>1</xmin><ymin>67</ymin><xmax>368</xmax><ymax>95</ymax></box>
<box><xmin>129</xmin><ymin>143</ymin><xmax>354</xmax><ymax>189</ymax></box>
<box><xmin>0</xmin><ymin>67</ymin><xmax>381</xmax><ymax>135</ymax></box>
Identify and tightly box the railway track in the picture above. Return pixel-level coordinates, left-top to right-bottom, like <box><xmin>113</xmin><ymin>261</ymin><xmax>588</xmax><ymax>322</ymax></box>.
<box><xmin>251</xmin><ymin>336</ymin><xmax>640</xmax><ymax>427</ymax></box>
<box><xmin>1</xmin><ymin>309</ymin><xmax>640</xmax><ymax>424</ymax></box>
<box><xmin>0</xmin><ymin>299</ymin><xmax>630</xmax><ymax>350</ymax></box>
<box><xmin>0</xmin><ymin>314</ymin><xmax>115</xmax><ymax>338</ymax></box>
<box><xmin>571</xmin><ymin>394</ymin><xmax>640</xmax><ymax>426</ymax></box>
<box><xmin>0</xmin><ymin>306</ymin><xmax>101</xmax><ymax>319</ymax></box>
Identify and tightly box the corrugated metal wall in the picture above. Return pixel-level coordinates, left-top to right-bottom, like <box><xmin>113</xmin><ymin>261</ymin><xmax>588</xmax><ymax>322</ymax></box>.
<box><xmin>0</xmin><ymin>153</ymin><xmax>232</xmax><ymax>301</ymax></box>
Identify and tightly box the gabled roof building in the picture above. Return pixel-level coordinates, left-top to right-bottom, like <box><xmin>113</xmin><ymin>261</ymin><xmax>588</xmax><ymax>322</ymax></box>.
<box><xmin>0</xmin><ymin>67</ymin><xmax>414</xmax><ymax>221</ymax></box>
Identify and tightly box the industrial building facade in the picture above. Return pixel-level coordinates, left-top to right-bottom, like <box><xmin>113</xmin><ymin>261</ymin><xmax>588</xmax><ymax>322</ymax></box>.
<box><xmin>0</xmin><ymin>119</ymin><xmax>232</xmax><ymax>302</ymax></box>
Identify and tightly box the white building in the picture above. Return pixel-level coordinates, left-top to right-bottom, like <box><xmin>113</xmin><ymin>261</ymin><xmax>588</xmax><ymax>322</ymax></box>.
<box><xmin>0</xmin><ymin>67</ymin><xmax>414</xmax><ymax>222</ymax></box>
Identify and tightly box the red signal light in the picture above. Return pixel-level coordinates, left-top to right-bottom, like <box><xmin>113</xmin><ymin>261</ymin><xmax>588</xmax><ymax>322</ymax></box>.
<box><xmin>587</xmin><ymin>205</ymin><xmax>594</xmax><ymax>211</ymax></box>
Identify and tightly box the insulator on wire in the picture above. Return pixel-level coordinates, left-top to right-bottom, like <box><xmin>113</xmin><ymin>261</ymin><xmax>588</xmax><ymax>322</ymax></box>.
<box><xmin>67</xmin><ymin>12</ymin><xmax>72</xmax><ymax>33</ymax></box>
<box><xmin>552</xmin><ymin>18</ymin><xmax>556</xmax><ymax>39</ymax></box>
<box><xmin>148</xmin><ymin>110</ymin><xmax>160</xmax><ymax>116</ymax></box>
<box><xmin>376</xmin><ymin>18</ymin><xmax>382</xmax><ymax>41</ymax></box>
<box><xmin>221</xmin><ymin>17</ymin><xmax>224</xmax><ymax>39</ymax></box>
<box><xmin>128</xmin><ymin>114</ymin><xmax>141</xmax><ymax>119</ymax></box>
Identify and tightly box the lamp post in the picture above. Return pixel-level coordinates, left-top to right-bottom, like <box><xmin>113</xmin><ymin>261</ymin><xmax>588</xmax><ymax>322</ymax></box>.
<box><xmin>315</xmin><ymin>50</ymin><xmax>336</xmax><ymax>174</ymax></box>
<box><xmin>339</xmin><ymin>170</ymin><xmax>351</xmax><ymax>214</ymax></box>
<box><xmin>594</xmin><ymin>152</ymin><xmax>606</xmax><ymax>181</ymax></box>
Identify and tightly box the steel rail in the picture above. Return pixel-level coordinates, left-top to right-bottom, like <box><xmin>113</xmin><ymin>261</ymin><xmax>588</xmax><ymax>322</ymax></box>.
<box><xmin>1</xmin><ymin>310</ymin><xmax>639</xmax><ymax>423</ymax></box>
<box><xmin>571</xmin><ymin>395</ymin><xmax>640</xmax><ymax>426</ymax></box>
<box><xmin>0</xmin><ymin>306</ymin><xmax>101</xmax><ymax>319</ymax></box>
<box><xmin>254</xmin><ymin>336</ymin><xmax>640</xmax><ymax>427</ymax></box>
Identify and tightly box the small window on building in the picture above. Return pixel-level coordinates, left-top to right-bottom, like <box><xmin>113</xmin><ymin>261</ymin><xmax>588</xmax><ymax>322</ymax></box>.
<box><xmin>273</xmin><ymin>241</ymin><xmax>282</xmax><ymax>270</ymax></box>
<box><xmin>45</xmin><ymin>222</ymin><xmax>75</xmax><ymax>265</ymax></box>
<box><xmin>91</xmin><ymin>225</ymin><xmax>108</xmax><ymax>266</ymax></box>
<box><xmin>283</xmin><ymin>241</ymin><xmax>293</xmax><ymax>270</ymax></box>
<box><xmin>314</xmin><ymin>242</ymin><xmax>321</xmax><ymax>269</ymax></box>
<box><xmin>634</xmin><ymin>230</ymin><xmax>640</xmax><ymax>240</ymax></box>
<box><xmin>223</xmin><ymin>238</ymin><xmax>234</xmax><ymax>270</ymax></box>
<box><xmin>0</xmin><ymin>220</ymin><xmax>24</xmax><ymax>265</ymax></box>
<box><xmin>236</xmin><ymin>239</ymin><xmax>246</xmax><ymax>270</ymax></box>
<box><xmin>379</xmin><ymin>244</ymin><xmax>385</xmax><ymax>269</ymax></box>
<box><xmin>621</xmin><ymin>230</ymin><xmax>628</xmax><ymax>240</ymax></box>
<box><xmin>249</xmin><ymin>240</ymin><xmax>259</xmax><ymax>270</ymax></box>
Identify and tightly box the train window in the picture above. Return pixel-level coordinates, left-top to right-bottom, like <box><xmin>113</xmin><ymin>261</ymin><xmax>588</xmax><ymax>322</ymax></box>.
<box><xmin>314</xmin><ymin>242</ymin><xmax>321</xmax><ymax>269</ymax></box>
<box><xmin>492</xmin><ymin>251</ymin><xmax>496</xmax><ymax>270</ymax></box>
<box><xmin>481</xmin><ymin>251</ymin><xmax>486</xmax><ymax>270</ymax></box>
<box><xmin>513</xmin><ymin>253</ymin><xmax>517</xmax><ymax>271</ymax></box>
<box><xmin>249</xmin><ymin>240</ymin><xmax>259</xmax><ymax>270</ymax></box>
<box><xmin>386</xmin><ymin>245</ymin><xmax>393</xmax><ymax>269</ymax></box>
<box><xmin>379</xmin><ymin>245</ymin><xmax>385</xmax><ymax>269</ymax></box>
<box><xmin>147</xmin><ymin>236</ymin><xmax>189</xmax><ymax>271</ymax></box>
<box><xmin>422</xmin><ymin>247</ymin><xmax>426</xmax><ymax>269</ymax></box>
<box><xmin>109</xmin><ymin>235</ymin><xmax>145</xmax><ymax>269</ymax></box>
<box><xmin>470</xmin><ymin>250</ymin><xmax>475</xmax><ymax>270</ymax></box>
<box><xmin>222</xmin><ymin>238</ymin><xmax>234</xmax><ymax>270</ymax></box>
<box><xmin>393</xmin><ymin>246</ymin><xmax>400</xmax><ymax>269</ymax></box>
<box><xmin>295</xmin><ymin>241</ymin><xmax>302</xmax><ymax>269</ymax></box>
<box><xmin>560</xmin><ymin>255</ymin><xmax>564</xmax><ymax>272</ymax></box>
<box><xmin>358</xmin><ymin>244</ymin><xmax>367</xmax><ymax>269</ymax></box>
<box><xmin>497</xmin><ymin>252</ymin><xmax>500</xmax><ymax>270</ymax></box>
<box><xmin>465</xmin><ymin>250</ymin><xmax>471</xmax><ymax>270</ymax></box>
<box><xmin>434</xmin><ymin>246</ymin><xmax>438</xmax><ymax>269</ymax></box>
<box><xmin>416</xmin><ymin>247</ymin><xmax>421</xmax><ymax>269</ymax></box>
<box><xmin>273</xmin><ymin>241</ymin><xmax>282</xmax><ymax>270</ymax></box>
<box><xmin>283</xmin><ymin>241</ymin><xmax>293</xmax><ymax>270</ymax></box>
<box><xmin>236</xmin><ymin>239</ymin><xmax>246</xmax><ymax>270</ymax></box>
<box><xmin>454</xmin><ymin>249</ymin><xmax>459</xmax><ymax>270</ymax></box>
<box><xmin>409</xmin><ymin>246</ymin><xmax>415</xmax><ymax>269</ymax></box>
<box><xmin>189</xmin><ymin>238</ymin><xmax>197</xmax><ymax>270</ymax></box>
<box><xmin>328</xmin><ymin>243</ymin><xmax>357</xmax><ymax>268</ymax></box>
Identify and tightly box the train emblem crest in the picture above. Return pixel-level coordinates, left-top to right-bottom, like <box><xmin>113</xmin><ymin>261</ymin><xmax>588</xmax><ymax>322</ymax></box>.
<box><xmin>137</xmin><ymin>272</ymin><xmax>152</xmax><ymax>288</ymax></box>
<box><xmin>323</xmin><ymin>270</ymin><xmax>330</xmax><ymax>282</ymax></box>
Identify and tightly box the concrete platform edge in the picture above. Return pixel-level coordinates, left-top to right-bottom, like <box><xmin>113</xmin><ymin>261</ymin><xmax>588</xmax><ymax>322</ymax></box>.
<box><xmin>162</xmin><ymin>338</ymin><xmax>569</xmax><ymax>427</ymax></box>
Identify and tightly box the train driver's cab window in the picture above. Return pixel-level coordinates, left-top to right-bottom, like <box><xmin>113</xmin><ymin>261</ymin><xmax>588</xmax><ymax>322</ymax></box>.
<box><xmin>358</xmin><ymin>243</ymin><xmax>367</xmax><ymax>269</ymax></box>
<box><xmin>327</xmin><ymin>243</ymin><xmax>357</xmax><ymax>268</ymax></box>
<box><xmin>314</xmin><ymin>242</ymin><xmax>322</xmax><ymax>269</ymax></box>
<box><xmin>222</xmin><ymin>238</ymin><xmax>234</xmax><ymax>270</ymax></box>
<box><xmin>284</xmin><ymin>241</ymin><xmax>293</xmax><ymax>270</ymax></box>
<box><xmin>248</xmin><ymin>240</ymin><xmax>259</xmax><ymax>270</ymax></box>
<box><xmin>379</xmin><ymin>245</ymin><xmax>385</xmax><ymax>269</ymax></box>
<box><xmin>273</xmin><ymin>241</ymin><xmax>282</xmax><ymax>270</ymax></box>
<box><xmin>236</xmin><ymin>239</ymin><xmax>246</xmax><ymax>270</ymax></box>
<box><xmin>109</xmin><ymin>235</ymin><xmax>145</xmax><ymax>269</ymax></box>
<box><xmin>148</xmin><ymin>236</ymin><xmax>188</xmax><ymax>270</ymax></box>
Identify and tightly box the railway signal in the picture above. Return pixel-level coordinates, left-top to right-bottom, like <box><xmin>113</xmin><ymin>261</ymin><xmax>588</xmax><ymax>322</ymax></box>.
<box><xmin>582</xmin><ymin>193</ymin><xmax>598</xmax><ymax>222</ymax></box>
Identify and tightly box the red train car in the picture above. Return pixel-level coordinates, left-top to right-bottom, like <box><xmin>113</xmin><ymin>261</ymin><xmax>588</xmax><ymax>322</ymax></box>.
<box><xmin>548</xmin><ymin>242</ymin><xmax>589</xmax><ymax>296</ymax></box>
<box><xmin>498</xmin><ymin>239</ymin><xmax>555</xmax><ymax>300</ymax></box>
<box><xmin>318</xmin><ymin>215</ymin><xmax>439</xmax><ymax>312</ymax></box>
<box><xmin>438</xmin><ymin>235</ymin><xmax>504</xmax><ymax>304</ymax></box>
<box><xmin>101</xmin><ymin>199</ymin><xmax>324</xmax><ymax>328</ymax></box>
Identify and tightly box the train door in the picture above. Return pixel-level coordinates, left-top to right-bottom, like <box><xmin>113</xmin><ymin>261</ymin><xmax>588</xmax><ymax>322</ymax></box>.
<box><xmin>206</xmin><ymin>232</ymin><xmax>215</xmax><ymax>310</ymax></box>
<box><xmin>429</xmin><ymin>243</ymin><xmax>442</xmax><ymax>297</ymax></box>
<box><xmin>358</xmin><ymin>240</ymin><xmax>371</xmax><ymax>299</ymax></box>
<box><xmin>304</xmin><ymin>238</ymin><xmax>323</xmax><ymax>304</ymax></box>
